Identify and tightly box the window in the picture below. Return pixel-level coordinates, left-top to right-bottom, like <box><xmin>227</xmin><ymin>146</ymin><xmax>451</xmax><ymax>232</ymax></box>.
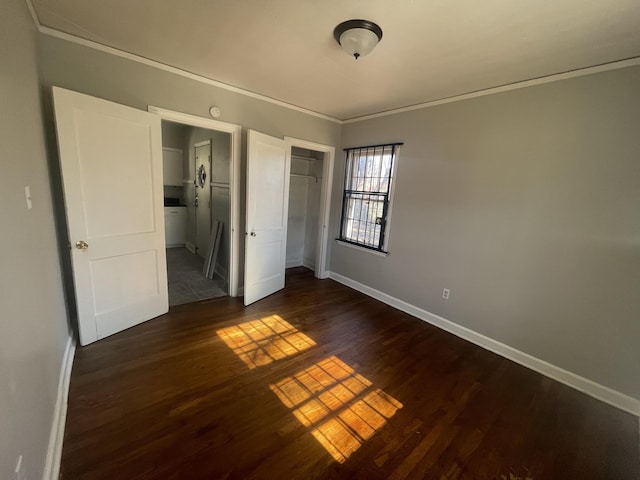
<box><xmin>338</xmin><ymin>143</ymin><xmax>402</xmax><ymax>252</ymax></box>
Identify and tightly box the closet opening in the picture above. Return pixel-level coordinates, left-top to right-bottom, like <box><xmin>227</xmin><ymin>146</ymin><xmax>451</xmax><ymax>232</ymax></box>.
<box><xmin>285</xmin><ymin>146</ymin><xmax>327</xmax><ymax>279</ymax></box>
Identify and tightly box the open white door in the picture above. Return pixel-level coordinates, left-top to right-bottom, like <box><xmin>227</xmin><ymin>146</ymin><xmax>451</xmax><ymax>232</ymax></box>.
<box><xmin>53</xmin><ymin>87</ymin><xmax>168</xmax><ymax>346</ymax></box>
<box><xmin>244</xmin><ymin>130</ymin><xmax>291</xmax><ymax>305</ymax></box>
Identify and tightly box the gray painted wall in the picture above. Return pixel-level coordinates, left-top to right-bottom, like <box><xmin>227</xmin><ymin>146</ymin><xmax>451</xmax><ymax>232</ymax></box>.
<box><xmin>332</xmin><ymin>66</ymin><xmax>640</xmax><ymax>399</ymax></box>
<box><xmin>0</xmin><ymin>1</ymin><xmax>70</xmax><ymax>478</ymax></box>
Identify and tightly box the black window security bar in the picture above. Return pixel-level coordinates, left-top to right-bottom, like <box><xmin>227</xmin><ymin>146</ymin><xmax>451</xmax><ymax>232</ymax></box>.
<box><xmin>339</xmin><ymin>143</ymin><xmax>402</xmax><ymax>251</ymax></box>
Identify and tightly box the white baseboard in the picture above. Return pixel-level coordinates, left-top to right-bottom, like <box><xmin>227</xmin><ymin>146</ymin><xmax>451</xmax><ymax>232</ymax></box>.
<box><xmin>328</xmin><ymin>271</ymin><xmax>640</xmax><ymax>416</ymax></box>
<box><xmin>185</xmin><ymin>242</ymin><xmax>196</xmax><ymax>254</ymax></box>
<box><xmin>286</xmin><ymin>260</ymin><xmax>302</xmax><ymax>269</ymax></box>
<box><xmin>43</xmin><ymin>336</ymin><xmax>75</xmax><ymax>480</ymax></box>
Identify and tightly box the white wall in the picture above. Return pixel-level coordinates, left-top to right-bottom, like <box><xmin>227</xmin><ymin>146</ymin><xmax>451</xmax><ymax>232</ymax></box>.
<box><xmin>286</xmin><ymin>158</ymin><xmax>310</xmax><ymax>267</ymax></box>
<box><xmin>287</xmin><ymin>155</ymin><xmax>324</xmax><ymax>269</ymax></box>
<box><xmin>0</xmin><ymin>1</ymin><xmax>70</xmax><ymax>478</ymax></box>
<box><xmin>304</xmin><ymin>159</ymin><xmax>323</xmax><ymax>269</ymax></box>
<box><xmin>331</xmin><ymin>66</ymin><xmax>640</xmax><ymax>400</ymax></box>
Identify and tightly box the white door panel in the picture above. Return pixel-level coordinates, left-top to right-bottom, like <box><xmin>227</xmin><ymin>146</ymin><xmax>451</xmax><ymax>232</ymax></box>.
<box><xmin>75</xmin><ymin>109</ymin><xmax>156</xmax><ymax>237</ymax></box>
<box><xmin>244</xmin><ymin>130</ymin><xmax>290</xmax><ymax>305</ymax></box>
<box><xmin>53</xmin><ymin>87</ymin><xmax>168</xmax><ymax>346</ymax></box>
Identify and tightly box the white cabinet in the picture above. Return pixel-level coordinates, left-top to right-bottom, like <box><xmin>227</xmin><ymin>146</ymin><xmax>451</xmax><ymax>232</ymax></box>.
<box><xmin>162</xmin><ymin>148</ymin><xmax>183</xmax><ymax>186</ymax></box>
<box><xmin>164</xmin><ymin>207</ymin><xmax>187</xmax><ymax>247</ymax></box>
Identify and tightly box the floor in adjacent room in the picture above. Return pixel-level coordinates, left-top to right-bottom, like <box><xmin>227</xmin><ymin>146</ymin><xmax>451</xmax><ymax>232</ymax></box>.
<box><xmin>166</xmin><ymin>247</ymin><xmax>226</xmax><ymax>306</ymax></box>
<box><xmin>61</xmin><ymin>267</ymin><xmax>639</xmax><ymax>480</ymax></box>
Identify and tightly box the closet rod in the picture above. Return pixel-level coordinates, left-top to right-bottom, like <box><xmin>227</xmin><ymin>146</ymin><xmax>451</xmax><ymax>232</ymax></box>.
<box><xmin>291</xmin><ymin>173</ymin><xmax>319</xmax><ymax>183</ymax></box>
<box><xmin>291</xmin><ymin>154</ymin><xmax>320</xmax><ymax>161</ymax></box>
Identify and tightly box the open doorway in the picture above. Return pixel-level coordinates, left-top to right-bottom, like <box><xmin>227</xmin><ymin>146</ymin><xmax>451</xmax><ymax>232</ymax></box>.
<box><xmin>161</xmin><ymin>120</ymin><xmax>232</xmax><ymax>306</ymax></box>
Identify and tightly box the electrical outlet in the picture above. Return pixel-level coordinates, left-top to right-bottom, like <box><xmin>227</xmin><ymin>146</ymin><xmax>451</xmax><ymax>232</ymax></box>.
<box><xmin>442</xmin><ymin>288</ymin><xmax>450</xmax><ymax>300</ymax></box>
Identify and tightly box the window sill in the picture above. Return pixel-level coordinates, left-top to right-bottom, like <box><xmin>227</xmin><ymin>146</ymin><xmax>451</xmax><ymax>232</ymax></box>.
<box><xmin>335</xmin><ymin>240</ymin><xmax>389</xmax><ymax>257</ymax></box>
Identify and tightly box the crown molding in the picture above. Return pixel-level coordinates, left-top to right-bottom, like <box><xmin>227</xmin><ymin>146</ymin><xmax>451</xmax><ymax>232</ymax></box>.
<box><xmin>343</xmin><ymin>57</ymin><xmax>640</xmax><ymax>124</ymax></box>
<box><xmin>25</xmin><ymin>0</ymin><xmax>640</xmax><ymax>126</ymax></box>
<box><xmin>25</xmin><ymin>0</ymin><xmax>342</xmax><ymax>124</ymax></box>
<box><xmin>24</xmin><ymin>0</ymin><xmax>40</xmax><ymax>29</ymax></box>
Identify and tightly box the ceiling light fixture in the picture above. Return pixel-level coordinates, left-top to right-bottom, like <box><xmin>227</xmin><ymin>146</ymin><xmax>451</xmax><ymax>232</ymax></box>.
<box><xmin>333</xmin><ymin>19</ymin><xmax>383</xmax><ymax>60</ymax></box>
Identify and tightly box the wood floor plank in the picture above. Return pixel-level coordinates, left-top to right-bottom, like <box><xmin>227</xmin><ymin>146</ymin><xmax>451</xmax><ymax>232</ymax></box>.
<box><xmin>60</xmin><ymin>267</ymin><xmax>639</xmax><ymax>479</ymax></box>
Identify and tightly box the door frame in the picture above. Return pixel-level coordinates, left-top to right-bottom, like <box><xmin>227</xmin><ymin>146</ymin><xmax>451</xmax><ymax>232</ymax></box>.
<box><xmin>148</xmin><ymin>106</ymin><xmax>241</xmax><ymax>297</ymax></box>
<box><xmin>284</xmin><ymin>136</ymin><xmax>334</xmax><ymax>279</ymax></box>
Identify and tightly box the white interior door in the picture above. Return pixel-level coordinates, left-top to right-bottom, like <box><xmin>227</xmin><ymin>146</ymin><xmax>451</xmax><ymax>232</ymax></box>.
<box><xmin>244</xmin><ymin>130</ymin><xmax>291</xmax><ymax>305</ymax></box>
<box><xmin>53</xmin><ymin>87</ymin><xmax>168</xmax><ymax>346</ymax></box>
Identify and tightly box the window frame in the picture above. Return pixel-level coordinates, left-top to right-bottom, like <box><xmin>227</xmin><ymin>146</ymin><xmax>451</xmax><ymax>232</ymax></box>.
<box><xmin>338</xmin><ymin>142</ymin><xmax>402</xmax><ymax>253</ymax></box>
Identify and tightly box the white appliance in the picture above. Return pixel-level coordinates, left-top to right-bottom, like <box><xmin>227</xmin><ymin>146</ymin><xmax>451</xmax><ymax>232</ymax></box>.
<box><xmin>164</xmin><ymin>206</ymin><xmax>187</xmax><ymax>247</ymax></box>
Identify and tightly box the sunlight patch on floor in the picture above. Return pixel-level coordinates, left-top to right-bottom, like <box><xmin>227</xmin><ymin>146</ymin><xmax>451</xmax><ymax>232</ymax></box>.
<box><xmin>217</xmin><ymin>314</ymin><xmax>316</xmax><ymax>369</ymax></box>
<box><xmin>270</xmin><ymin>356</ymin><xmax>403</xmax><ymax>463</ymax></box>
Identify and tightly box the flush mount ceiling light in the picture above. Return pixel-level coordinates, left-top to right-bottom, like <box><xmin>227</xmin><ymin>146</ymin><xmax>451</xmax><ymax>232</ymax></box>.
<box><xmin>333</xmin><ymin>19</ymin><xmax>383</xmax><ymax>60</ymax></box>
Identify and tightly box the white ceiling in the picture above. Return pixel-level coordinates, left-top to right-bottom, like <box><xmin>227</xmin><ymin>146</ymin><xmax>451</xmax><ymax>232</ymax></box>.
<box><xmin>31</xmin><ymin>0</ymin><xmax>640</xmax><ymax>120</ymax></box>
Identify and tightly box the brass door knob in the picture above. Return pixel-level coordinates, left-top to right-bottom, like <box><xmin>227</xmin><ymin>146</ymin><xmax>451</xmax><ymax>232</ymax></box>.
<box><xmin>75</xmin><ymin>240</ymin><xmax>89</xmax><ymax>250</ymax></box>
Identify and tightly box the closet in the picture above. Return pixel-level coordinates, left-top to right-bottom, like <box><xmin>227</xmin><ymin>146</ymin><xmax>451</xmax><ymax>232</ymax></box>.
<box><xmin>286</xmin><ymin>147</ymin><xmax>324</xmax><ymax>272</ymax></box>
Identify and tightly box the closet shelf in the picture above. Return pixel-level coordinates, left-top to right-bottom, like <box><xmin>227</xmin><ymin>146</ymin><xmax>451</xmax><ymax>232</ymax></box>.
<box><xmin>291</xmin><ymin>173</ymin><xmax>320</xmax><ymax>183</ymax></box>
<box><xmin>291</xmin><ymin>154</ymin><xmax>320</xmax><ymax>162</ymax></box>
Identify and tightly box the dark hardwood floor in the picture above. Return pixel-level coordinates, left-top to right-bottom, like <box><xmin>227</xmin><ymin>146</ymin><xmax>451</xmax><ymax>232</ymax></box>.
<box><xmin>61</xmin><ymin>267</ymin><xmax>639</xmax><ymax>479</ymax></box>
